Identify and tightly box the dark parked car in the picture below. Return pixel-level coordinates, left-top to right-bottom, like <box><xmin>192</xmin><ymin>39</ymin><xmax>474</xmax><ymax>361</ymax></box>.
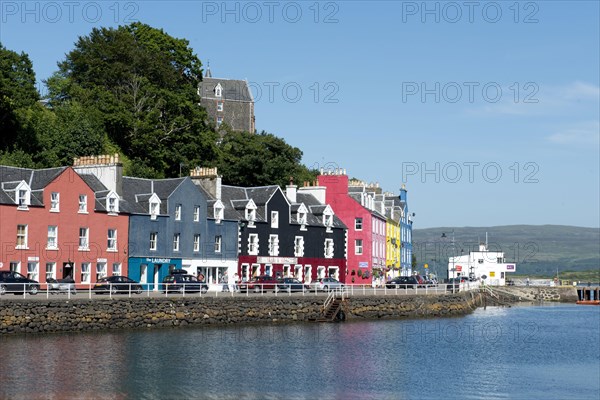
<box><xmin>386</xmin><ymin>276</ymin><xmax>419</xmax><ymax>289</ymax></box>
<box><xmin>239</xmin><ymin>275</ymin><xmax>280</xmax><ymax>293</ymax></box>
<box><xmin>0</xmin><ymin>271</ymin><xmax>40</xmax><ymax>295</ymax></box>
<box><xmin>94</xmin><ymin>276</ymin><xmax>143</xmax><ymax>294</ymax></box>
<box><xmin>162</xmin><ymin>274</ymin><xmax>208</xmax><ymax>294</ymax></box>
<box><xmin>275</xmin><ymin>278</ymin><xmax>309</xmax><ymax>293</ymax></box>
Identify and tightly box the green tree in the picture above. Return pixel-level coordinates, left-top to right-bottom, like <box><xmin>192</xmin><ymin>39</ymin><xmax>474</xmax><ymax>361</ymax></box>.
<box><xmin>47</xmin><ymin>22</ymin><xmax>216</xmax><ymax>178</ymax></box>
<box><xmin>216</xmin><ymin>129</ymin><xmax>316</xmax><ymax>187</ymax></box>
<box><xmin>0</xmin><ymin>43</ymin><xmax>39</xmax><ymax>151</ymax></box>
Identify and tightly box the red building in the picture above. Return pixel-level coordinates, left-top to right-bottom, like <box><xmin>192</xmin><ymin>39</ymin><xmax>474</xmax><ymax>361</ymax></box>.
<box><xmin>304</xmin><ymin>171</ymin><xmax>387</xmax><ymax>285</ymax></box>
<box><xmin>0</xmin><ymin>163</ymin><xmax>129</xmax><ymax>287</ymax></box>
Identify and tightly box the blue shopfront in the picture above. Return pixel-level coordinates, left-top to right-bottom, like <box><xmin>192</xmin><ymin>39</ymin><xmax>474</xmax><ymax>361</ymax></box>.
<box><xmin>128</xmin><ymin>257</ymin><xmax>182</xmax><ymax>290</ymax></box>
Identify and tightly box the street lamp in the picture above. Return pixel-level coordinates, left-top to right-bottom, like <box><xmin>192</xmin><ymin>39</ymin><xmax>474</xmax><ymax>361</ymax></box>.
<box><xmin>442</xmin><ymin>230</ymin><xmax>456</xmax><ymax>293</ymax></box>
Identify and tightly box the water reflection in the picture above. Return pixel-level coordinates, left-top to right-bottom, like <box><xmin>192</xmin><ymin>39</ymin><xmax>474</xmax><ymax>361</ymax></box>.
<box><xmin>1</xmin><ymin>304</ymin><xmax>599</xmax><ymax>399</ymax></box>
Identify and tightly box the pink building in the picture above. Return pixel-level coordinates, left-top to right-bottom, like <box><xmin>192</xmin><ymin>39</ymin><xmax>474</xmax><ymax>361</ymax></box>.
<box><xmin>307</xmin><ymin>171</ymin><xmax>387</xmax><ymax>285</ymax></box>
<box><xmin>0</xmin><ymin>163</ymin><xmax>129</xmax><ymax>287</ymax></box>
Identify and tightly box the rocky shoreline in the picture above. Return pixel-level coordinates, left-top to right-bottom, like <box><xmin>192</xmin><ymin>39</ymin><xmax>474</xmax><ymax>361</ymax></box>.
<box><xmin>1</xmin><ymin>292</ymin><xmax>483</xmax><ymax>335</ymax></box>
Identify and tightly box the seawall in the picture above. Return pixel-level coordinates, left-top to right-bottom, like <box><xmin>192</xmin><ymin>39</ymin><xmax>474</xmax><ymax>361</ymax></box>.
<box><xmin>496</xmin><ymin>286</ymin><xmax>578</xmax><ymax>302</ymax></box>
<box><xmin>0</xmin><ymin>292</ymin><xmax>481</xmax><ymax>335</ymax></box>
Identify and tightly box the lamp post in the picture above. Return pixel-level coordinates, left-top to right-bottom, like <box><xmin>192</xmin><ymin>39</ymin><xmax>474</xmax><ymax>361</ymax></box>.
<box><xmin>442</xmin><ymin>230</ymin><xmax>455</xmax><ymax>293</ymax></box>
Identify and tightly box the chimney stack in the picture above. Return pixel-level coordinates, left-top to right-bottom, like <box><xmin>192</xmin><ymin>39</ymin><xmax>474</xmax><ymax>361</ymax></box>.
<box><xmin>190</xmin><ymin>166</ymin><xmax>221</xmax><ymax>200</ymax></box>
<box><xmin>73</xmin><ymin>153</ymin><xmax>123</xmax><ymax>195</ymax></box>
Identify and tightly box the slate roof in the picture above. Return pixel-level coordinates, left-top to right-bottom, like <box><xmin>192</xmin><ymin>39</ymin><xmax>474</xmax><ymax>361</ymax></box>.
<box><xmin>295</xmin><ymin>192</ymin><xmax>346</xmax><ymax>229</ymax></box>
<box><xmin>122</xmin><ymin>176</ymin><xmax>186</xmax><ymax>215</ymax></box>
<box><xmin>0</xmin><ymin>166</ymin><xmax>66</xmax><ymax>206</ymax></box>
<box><xmin>0</xmin><ymin>165</ymin><xmax>136</xmax><ymax>214</ymax></box>
<box><xmin>220</xmin><ymin>185</ymin><xmax>279</xmax><ymax>222</ymax></box>
<box><xmin>199</xmin><ymin>77</ymin><xmax>253</xmax><ymax>102</ymax></box>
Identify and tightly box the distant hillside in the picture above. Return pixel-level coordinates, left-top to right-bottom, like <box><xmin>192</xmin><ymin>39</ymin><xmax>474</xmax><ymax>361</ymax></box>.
<box><xmin>412</xmin><ymin>225</ymin><xmax>600</xmax><ymax>277</ymax></box>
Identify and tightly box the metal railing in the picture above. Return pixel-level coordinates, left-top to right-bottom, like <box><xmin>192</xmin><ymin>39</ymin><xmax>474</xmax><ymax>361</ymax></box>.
<box><xmin>0</xmin><ymin>281</ymin><xmax>484</xmax><ymax>301</ymax></box>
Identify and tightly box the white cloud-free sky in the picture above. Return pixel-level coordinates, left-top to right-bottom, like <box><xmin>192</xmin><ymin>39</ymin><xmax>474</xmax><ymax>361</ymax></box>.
<box><xmin>1</xmin><ymin>1</ymin><xmax>598</xmax><ymax>228</ymax></box>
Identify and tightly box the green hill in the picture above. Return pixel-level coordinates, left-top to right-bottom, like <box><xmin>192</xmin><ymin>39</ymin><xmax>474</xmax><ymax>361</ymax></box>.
<box><xmin>412</xmin><ymin>225</ymin><xmax>600</xmax><ymax>278</ymax></box>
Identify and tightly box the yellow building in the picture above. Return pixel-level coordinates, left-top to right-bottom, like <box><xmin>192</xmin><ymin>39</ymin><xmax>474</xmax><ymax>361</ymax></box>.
<box><xmin>386</xmin><ymin>217</ymin><xmax>401</xmax><ymax>279</ymax></box>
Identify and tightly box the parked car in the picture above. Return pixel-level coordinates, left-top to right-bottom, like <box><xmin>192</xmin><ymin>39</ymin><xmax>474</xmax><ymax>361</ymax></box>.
<box><xmin>275</xmin><ymin>278</ymin><xmax>309</xmax><ymax>293</ymax></box>
<box><xmin>386</xmin><ymin>276</ymin><xmax>419</xmax><ymax>289</ymax></box>
<box><xmin>47</xmin><ymin>277</ymin><xmax>77</xmax><ymax>294</ymax></box>
<box><xmin>239</xmin><ymin>275</ymin><xmax>280</xmax><ymax>293</ymax></box>
<box><xmin>309</xmin><ymin>277</ymin><xmax>345</xmax><ymax>292</ymax></box>
<box><xmin>94</xmin><ymin>276</ymin><xmax>143</xmax><ymax>294</ymax></box>
<box><xmin>162</xmin><ymin>274</ymin><xmax>208</xmax><ymax>294</ymax></box>
<box><xmin>0</xmin><ymin>271</ymin><xmax>40</xmax><ymax>295</ymax></box>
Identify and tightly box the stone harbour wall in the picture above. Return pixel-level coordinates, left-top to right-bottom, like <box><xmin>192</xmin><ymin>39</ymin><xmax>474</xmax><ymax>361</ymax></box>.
<box><xmin>0</xmin><ymin>292</ymin><xmax>482</xmax><ymax>336</ymax></box>
<box><xmin>498</xmin><ymin>286</ymin><xmax>578</xmax><ymax>302</ymax></box>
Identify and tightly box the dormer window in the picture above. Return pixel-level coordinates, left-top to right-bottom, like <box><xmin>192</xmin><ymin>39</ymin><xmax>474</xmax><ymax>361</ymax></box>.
<box><xmin>149</xmin><ymin>193</ymin><xmax>161</xmax><ymax>220</ymax></box>
<box><xmin>107</xmin><ymin>193</ymin><xmax>119</xmax><ymax>214</ymax></box>
<box><xmin>245</xmin><ymin>200</ymin><xmax>257</xmax><ymax>226</ymax></box>
<box><xmin>215</xmin><ymin>83</ymin><xmax>222</xmax><ymax>97</ymax></box>
<box><xmin>50</xmin><ymin>192</ymin><xmax>60</xmax><ymax>211</ymax></box>
<box><xmin>323</xmin><ymin>206</ymin><xmax>334</xmax><ymax>232</ymax></box>
<box><xmin>214</xmin><ymin>201</ymin><xmax>224</xmax><ymax>223</ymax></box>
<box><xmin>15</xmin><ymin>182</ymin><xmax>31</xmax><ymax>209</ymax></box>
<box><xmin>297</xmin><ymin>203</ymin><xmax>308</xmax><ymax>229</ymax></box>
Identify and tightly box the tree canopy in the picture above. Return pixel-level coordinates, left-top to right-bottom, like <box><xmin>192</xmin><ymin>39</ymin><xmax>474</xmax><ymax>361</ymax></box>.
<box><xmin>1</xmin><ymin>23</ymin><xmax>316</xmax><ymax>187</ymax></box>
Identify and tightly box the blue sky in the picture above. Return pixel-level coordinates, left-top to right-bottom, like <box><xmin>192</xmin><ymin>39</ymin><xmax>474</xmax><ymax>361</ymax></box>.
<box><xmin>1</xmin><ymin>1</ymin><xmax>599</xmax><ymax>229</ymax></box>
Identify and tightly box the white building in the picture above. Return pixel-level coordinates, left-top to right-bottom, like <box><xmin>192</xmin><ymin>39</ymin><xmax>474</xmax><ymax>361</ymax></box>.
<box><xmin>447</xmin><ymin>243</ymin><xmax>516</xmax><ymax>286</ymax></box>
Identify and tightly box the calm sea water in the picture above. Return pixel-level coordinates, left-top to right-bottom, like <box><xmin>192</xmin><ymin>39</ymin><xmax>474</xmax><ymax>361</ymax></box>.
<box><xmin>0</xmin><ymin>303</ymin><xmax>598</xmax><ymax>400</ymax></box>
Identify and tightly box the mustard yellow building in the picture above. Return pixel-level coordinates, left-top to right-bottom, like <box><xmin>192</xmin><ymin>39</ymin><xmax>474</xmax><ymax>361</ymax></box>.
<box><xmin>386</xmin><ymin>217</ymin><xmax>401</xmax><ymax>279</ymax></box>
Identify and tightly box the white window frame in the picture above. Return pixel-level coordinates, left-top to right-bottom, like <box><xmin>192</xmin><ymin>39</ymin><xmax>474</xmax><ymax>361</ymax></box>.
<box><xmin>107</xmin><ymin>229</ymin><xmax>117</xmax><ymax>251</ymax></box>
<box><xmin>107</xmin><ymin>194</ymin><xmax>119</xmax><ymax>214</ymax></box>
<box><xmin>324</xmin><ymin>238</ymin><xmax>334</xmax><ymax>259</ymax></box>
<box><xmin>248</xmin><ymin>234</ymin><xmax>259</xmax><ymax>255</ymax></box>
<box><xmin>16</xmin><ymin>224</ymin><xmax>28</xmax><ymax>249</ymax></box>
<box><xmin>15</xmin><ymin>182</ymin><xmax>31</xmax><ymax>209</ymax></box>
<box><xmin>298</xmin><ymin>211</ymin><xmax>307</xmax><ymax>226</ymax></box>
<box><xmin>194</xmin><ymin>234</ymin><xmax>201</xmax><ymax>252</ymax></box>
<box><xmin>215</xmin><ymin>83</ymin><xmax>222</xmax><ymax>97</ymax></box>
<box><xmin>50</xmin><ymin>192</ymin><xmax>60</xmax><ymax>211</ymax></box>
<box><xmin>214</xmin><ymin>201</ymin><xmax>224</xmax><ymax>223</ymax></box>
<box><xmin>175</xmin><ymin>204</ymin><xmax>182</xmax><ymax>220</ymax></box>
<box><xmin>294</xmin><ymin>236</ymin><xmax>304</xmax><ymax>257</ymax></box>
<box><xmin>79</xmin><ymin>194</ymin><xmax>88</xmax><ymax>213</ymax></box>
<box><xmin>271</xmin><ymin>211</ymin><xmax>279</xmax><ymax>228</ymax></box>
<box><xmin>79</xmin><ymin>227</ymin><xmax>89</xmax><ymax>250</ymax></box>
<box><xmin>173</xmin><ymin>233</ymin><xmax>180</xmax><ymax>252</ymax></box>
<box><xmin>194</xmin><ymin>206</ymin><xmax>200</xmax><ymax>222</ymax></box>
<box><xmin>217</xmin><ymin>116</ymin><xmax>223</xmax><ymax>127</ymax></box>
<box><xmin>150</xmin><ymin>232</ymin><xmax>158</xmax><ymax>251</ymax></box>
<box><xmin>47</xmin><ymin>225</ymin><xmax>58</xmax><ymax>250</ymax></box>
<box><xmin>355</xmin><ymin>217</ymin><xmax>363</xmax><ymax>230</ymax></box>
<box><xmin>81</xmin><ymin>263</ymin><xmax>90</xmax><ymax>284</ymax></box>
<box><xmin>45</xmin><ymin>262</ymin><xmax>56</xmax><ymax>281</ymax></box>
<box><xmin>112</xmin><ymin>263</ymin><xmax>121</xmax><ymax>276</ymax></box>
<box><xmin>217</xmin><ymin>101</ymin><xmax>224</xmax><ymax>111</ymax></box>
<box><xmin>10</xmin><ymin>261</ymin><xmax>20</xmax><ymax>273</ymax></box>
<box><xmin>215</xmin><ymin>235</ymin><xmax>222</xmax><ymax>253</ymax></box>
<box><xmin>27</xmin><ymin>261</ymin><xmax>39</xmax><ymax>281</ymax></box>
<box><xmin>268</xmin><ymin>234</ymin><xmax>279</xmax><ymax>256</ymax></box>
<box><xmin>96</xmin><ymin>262</ymin><xmax>107</xmax><ymax>281</ymax></box>
<box><xmin>355</xmin><ymin>239</ymin><xmax>363</xmax><ymax>255</ymax></box>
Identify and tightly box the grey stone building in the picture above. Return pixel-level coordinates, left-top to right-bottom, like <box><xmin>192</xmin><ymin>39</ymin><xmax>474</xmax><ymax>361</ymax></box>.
<box><xmin>198</xmin><ymin>66</ymin><xmax>255</xmax><ymax>133</ymax></box>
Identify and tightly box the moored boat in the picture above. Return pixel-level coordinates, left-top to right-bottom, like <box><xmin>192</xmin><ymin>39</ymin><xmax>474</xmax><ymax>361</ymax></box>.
<box><xmin>576</xmin><ymin>286</ymin><xmax>600</xmax><ymax>305</ymax></box>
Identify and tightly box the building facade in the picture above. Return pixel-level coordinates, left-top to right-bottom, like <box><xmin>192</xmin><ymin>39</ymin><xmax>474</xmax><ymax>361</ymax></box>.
<box><xmin>447</xmin><ymin>242</ymin><xmax>516</xmax><ymax>286</ymax></box>
<box><xmin>315</xmin><ymin>172</ymin><xmax>379</xmax><ymax>285</ymax></box>
<box><xmin>1</xmin><ymin>161</ymin><xmax>129</xmax><ymax>286</ymax></box>
<box><xmin>192</xmin><ymin>171</ymin><xmax>348</xmax><ymax>284</ymax></box>
<box><xmin>198</xmin><ymin>67</ymin><xmax>255</xmax><ymax>133</ymax></box>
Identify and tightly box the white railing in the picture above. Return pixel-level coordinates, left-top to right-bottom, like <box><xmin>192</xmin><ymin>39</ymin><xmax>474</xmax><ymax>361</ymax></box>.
<box><xmin>0</xmin><ymin>281</ymin><xmax>483</xmax><ymax>301</ymax></box>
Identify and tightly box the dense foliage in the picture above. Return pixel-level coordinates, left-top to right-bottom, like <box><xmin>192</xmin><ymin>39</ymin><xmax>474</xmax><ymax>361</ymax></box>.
<box><xmin>0</xmin><ymin>23</ymin><xmax>315</xmax><ymax>185</ymax></box>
